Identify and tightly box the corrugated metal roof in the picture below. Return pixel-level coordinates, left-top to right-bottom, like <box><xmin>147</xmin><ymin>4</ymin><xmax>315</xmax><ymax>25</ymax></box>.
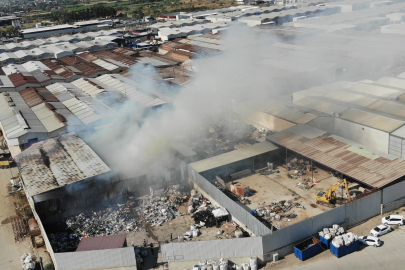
<box><xmin>340</xmin><ymin>108</ymin><xmax>405</xmax><ymax>133</ymax></box>
<box><xmin>76</xmin><ymin>234</ymin><xmax>127</xmax><ymax>251</ymax></box>
<box><xmin>267</xmin><ymin>124</ymin><xmax>405</xmax><ymax>188</ymax></box>
<box><xmin>55</xmin><ymin>247</ymin><xmax>136</xmax><ymax>270</ymax></box>
<box><xmin>62</xmin><ymin>98</ymin><xmax>102</xmax><ymax>125</ymax></box>
<box><xmin>16</xmin><ymin>132</ymin><xmax>111</xmax><ymax>197</ymax></box>
<box><xmin>190</xmin><ymin>141</ymin><xmax>278</xmax><ymax>173</ymax></box>
<box><xmin>31</xmin><ymin>102</ymin><xmax>65</xmax><ymax>132</ymax></box>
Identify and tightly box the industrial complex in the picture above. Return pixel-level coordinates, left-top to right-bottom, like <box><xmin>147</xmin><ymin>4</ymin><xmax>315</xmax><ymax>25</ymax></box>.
<box><xmin>2</xmin><ymin>0</ymin><xmax>405</xmax><ymax>270</ymax></box>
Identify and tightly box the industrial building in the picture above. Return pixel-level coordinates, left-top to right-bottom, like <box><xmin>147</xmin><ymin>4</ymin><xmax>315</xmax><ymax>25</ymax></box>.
<box><xmin>20</xmin><ymin>20</ymin><xmax>117</xmax><ymax>39</ymax></box>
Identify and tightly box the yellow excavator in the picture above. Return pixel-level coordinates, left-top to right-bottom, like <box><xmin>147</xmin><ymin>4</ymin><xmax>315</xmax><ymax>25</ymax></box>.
<box><xmin>316</xmin><ymin>179</ymin><xmax>352</xmax><ymax>208</ymax></box>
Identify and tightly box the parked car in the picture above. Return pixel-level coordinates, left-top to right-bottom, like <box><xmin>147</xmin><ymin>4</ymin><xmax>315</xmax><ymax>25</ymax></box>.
<box><xmin>359</xmin><ymin>236</ymin><xmax>381</xmax><ymax>247</ymax></box>
<box><xmin>382</xmin><ymin>215</ymin><xmax>403</xmax><ymax>226</ymax></box>
<box><xmin>370</xmin><ymin>224</ymin><xmax>392</xmax><ymax>237</ymax></box>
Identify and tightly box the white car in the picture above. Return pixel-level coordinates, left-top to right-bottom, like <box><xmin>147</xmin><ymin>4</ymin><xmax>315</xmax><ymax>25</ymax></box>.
<box><xmin>359</xmin><ymin>236</ymin><xmax>381</xmax><ymax>247</ymax></box>
<box><xmin>370</xmin><ymin>224</ymin><xmax>392</xmax><ymax>237</ymax></box>
<box><xmin>382</xmin><ymin>215</ymin><xmax>403</xmax><ymax>226</ymax></box>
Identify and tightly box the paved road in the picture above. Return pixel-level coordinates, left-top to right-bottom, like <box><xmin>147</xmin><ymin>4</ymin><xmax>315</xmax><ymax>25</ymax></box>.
<box><xmin>287</xmin><ymin>227</ymin><xmax>405</xmax><ymax>270</ymax></box>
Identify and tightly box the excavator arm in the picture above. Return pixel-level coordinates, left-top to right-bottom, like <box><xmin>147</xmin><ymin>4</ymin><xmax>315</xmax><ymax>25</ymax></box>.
<box><xmin>344</xmin><ymin>179</ymin><xmax>352</xmax><ymax>201</ymax></box>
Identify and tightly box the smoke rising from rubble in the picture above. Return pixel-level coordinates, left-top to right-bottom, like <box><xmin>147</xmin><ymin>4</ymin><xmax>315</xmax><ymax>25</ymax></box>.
<box><xmin>80</xmin><ymin>19</ymin><xmax>405</xmax><ymax>179</ymax></box>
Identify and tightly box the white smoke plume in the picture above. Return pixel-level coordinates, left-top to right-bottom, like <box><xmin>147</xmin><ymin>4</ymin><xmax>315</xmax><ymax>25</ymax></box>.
<box><xmin>79</xmin><ymin>11</ymin><xmax>405</xmax><ymax>178</ymax></box>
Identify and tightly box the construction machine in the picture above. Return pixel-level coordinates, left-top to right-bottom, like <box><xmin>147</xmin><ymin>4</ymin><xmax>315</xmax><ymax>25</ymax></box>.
<box><xmin>316</xmin><ymin>179</ymin><xmax>352</xmax><ymax>208</ymax></box>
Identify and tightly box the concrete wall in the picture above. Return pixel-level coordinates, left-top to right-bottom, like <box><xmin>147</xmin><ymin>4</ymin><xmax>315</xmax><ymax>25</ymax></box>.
<box><xmin>382</xmin><ymin>196</ymin><xmax>405</xmax><ymax>214</ymax></box>
<box><xmin>162</xmin><ymin>238</ymin><xmax>263</xmax><ymax>263</ymax></box>
<box><xmin>382</xmin><ymin>180</ymin><xmax>405</xmax><ymax>204</ymax></box>
<box><xmin>27</xmin><ymin>195</ymin><xmax>58</xmax><ymax>270</ymax></box>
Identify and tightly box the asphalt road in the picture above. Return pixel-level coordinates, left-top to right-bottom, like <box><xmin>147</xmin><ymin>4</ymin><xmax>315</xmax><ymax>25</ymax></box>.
<box><xmin>287</xmin><ymin>227</ymin><xmax>405</xmax><ymax>270</ymax></box>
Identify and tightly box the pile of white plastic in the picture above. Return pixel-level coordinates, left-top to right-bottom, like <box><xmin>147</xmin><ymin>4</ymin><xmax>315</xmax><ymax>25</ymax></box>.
<box><xmin>319</xmin><ymin>224</ymin><xmax>345</xmax><ymax>240</ymax></box>
<box><xmin>331</xmin><ymin>232</ymin><xmax>358</xmax><ymax>248</ymax></box>
<box><xmin>21</xmin><ymin>253</ymin><xmax>36</xmax><ymax>270</ymax></box>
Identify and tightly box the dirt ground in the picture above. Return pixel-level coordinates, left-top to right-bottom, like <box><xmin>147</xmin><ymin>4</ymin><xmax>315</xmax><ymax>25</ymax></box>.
<box><xmin>0</xmin><ymin>167</ymin><xmax>42</xmax><ymax>270</ymax></box>
<box><xmin>234</xmin><ymin>163</ymin><xmax>350</xmax><ymax>228</ymax></box>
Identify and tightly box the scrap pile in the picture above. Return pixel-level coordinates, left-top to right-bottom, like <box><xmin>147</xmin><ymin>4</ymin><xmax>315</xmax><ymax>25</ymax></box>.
<box><xmin>135</xmin><ymin>185</ymin><xmax>188</xmax><ymax>227</ymax></box>
<box><xmin>254</xmin><ymin>200</ymin><xmax>304</xmax><ymax>219</ymax></box>
<box><xmin>21</xmin><ymin>253</ymin><xmax>36</xmax><ymax>270</ymax></box>
<box><xmin>49</xmin><ymin>203</ymin><xmax>140</xmax><ymax>253</ymax></box>
<box><xmin>296</xmin><ymin>177</ymin><xmax>315</xmax><ymax>190</ymax></box>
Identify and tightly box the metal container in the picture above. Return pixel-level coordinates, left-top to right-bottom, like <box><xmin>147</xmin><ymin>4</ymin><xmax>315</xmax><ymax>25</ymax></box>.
<box><xmin>330</xmin><ymin>240</ymin><xmax>359</xmax><ymax>258</ymax></box>
<box><xmin>294</xmin><ymin>237</ymin><xmax>324</xmax><ymax>261</ymax></box>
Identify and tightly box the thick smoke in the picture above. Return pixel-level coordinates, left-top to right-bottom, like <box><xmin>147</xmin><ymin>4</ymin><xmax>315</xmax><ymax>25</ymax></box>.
<box><xmin>80</xmin><ymin>10</ymin><xmax>405</xmax><ymax>178</ymax></box>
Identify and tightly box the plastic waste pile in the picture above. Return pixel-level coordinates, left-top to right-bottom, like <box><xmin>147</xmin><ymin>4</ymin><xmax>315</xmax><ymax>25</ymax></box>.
<box><xmin>21</xmin><ymin>253</ymin><xmax>36</xmax><ymax>270</ymax></box>
<box><xmin>331</xmin><ymin>232</ymin><xmax>358</xmax><ymax>248</ymax></box>
<box><xmin>319</xmin><ymin>224</ymin><xmax>345</xmax><ymax>240</ymax></box>
<box><xmin>193</xmin><ymin>258</ymin><xmax>258</xmax><ymax>270</ymax></box>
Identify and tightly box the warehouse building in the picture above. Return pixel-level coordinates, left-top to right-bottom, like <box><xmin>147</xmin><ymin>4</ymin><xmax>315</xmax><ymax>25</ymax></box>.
<box><xmin>21</xmin><ymin>24</ymin><xmax>79</xmax><ymax>39</ymax></box>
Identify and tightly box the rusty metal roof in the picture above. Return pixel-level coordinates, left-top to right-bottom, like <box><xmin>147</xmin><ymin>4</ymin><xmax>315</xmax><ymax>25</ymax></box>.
<box><xmin>267</xmin><ymin>124</ymin><xmax>405</xmax><ymax>188</ymax></box>
<box><xmin>76</xmin><ymin>234</ymin><xmax>127</xmax><ymax>252</ymax></box>
<box><xmin>16</xmin><ymin>132</ymin><xmax>111</xmax><ymax>197</ymax></box>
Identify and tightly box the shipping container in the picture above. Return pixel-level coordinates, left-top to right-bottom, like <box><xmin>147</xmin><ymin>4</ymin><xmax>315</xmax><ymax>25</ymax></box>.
<box><xmin>320</xmin><ymin>235</ymin><xmax>332</xmax><ymax>249</ymax></box>
<box><xmin>330</xmin><ymin>240</ymin><xmax>359</xmax><ymax>258</ymax></box>
<box><xmin>294</xmin><ymin>237</ymin><xmax>324</xmax><ymax>261</ymax></box>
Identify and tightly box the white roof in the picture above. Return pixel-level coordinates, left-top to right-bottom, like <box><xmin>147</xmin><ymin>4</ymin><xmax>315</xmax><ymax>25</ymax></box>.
<box><xmin>21</xmin><ymin>24</ymin><xmax>75</xmax><ymax>34</ymax></box>
<box><xmin>31</xmin><ymin>103</ymin><xmax>65</xmax><ymax>132</ymax></box>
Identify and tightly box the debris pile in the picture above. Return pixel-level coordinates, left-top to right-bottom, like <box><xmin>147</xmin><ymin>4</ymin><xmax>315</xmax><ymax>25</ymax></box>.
<box><xmin>21</xmin><ymin>253</ymin><xmax>36</xmax><ymax>270</ymax></box>
<box><xmin>135</xmin><ymin>185</ymin><xmax>188</xmax><ymax>227</ymax></box>
<box><xmin>49</xmin><ymin>202</ymin><xmax>140</xmax><ymax>253</ymax></box>
<box><xmin>296</xmin><ymin>177</ymin><xmax>315</xmax><ymax>190</ymax></box>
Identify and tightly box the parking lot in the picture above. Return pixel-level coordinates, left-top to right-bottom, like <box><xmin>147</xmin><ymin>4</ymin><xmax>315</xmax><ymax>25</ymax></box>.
<box><xmin>267</xmin><ymin>208</ymin><xmax>405</xmax><ymax>270</ymax></box>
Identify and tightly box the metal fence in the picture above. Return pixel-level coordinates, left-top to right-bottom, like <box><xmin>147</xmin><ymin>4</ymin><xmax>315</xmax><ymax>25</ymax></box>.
<box><xmin>188</xmin><ymin>165</ymin><xmax>272</xmax><ymax>236</ymax></box>
<box><xmin>162</xmin><ymin>237</ymin><xmax>263</xmax><ymax>262</ymax></box>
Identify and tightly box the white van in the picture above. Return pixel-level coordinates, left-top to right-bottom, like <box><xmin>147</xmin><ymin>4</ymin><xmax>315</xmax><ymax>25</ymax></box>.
<box><xmin>382</xmin><ymin>215</ymin><xmax>403</xmax><ymax>226</ymax></box>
